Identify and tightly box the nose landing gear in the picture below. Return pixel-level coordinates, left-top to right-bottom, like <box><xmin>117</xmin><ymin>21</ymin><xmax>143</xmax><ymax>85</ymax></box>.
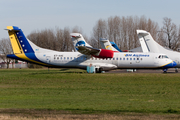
<box><xmin>163</xmin><ymin>69</ymin><xmax>167</xmax><ymax>73</ymax></box>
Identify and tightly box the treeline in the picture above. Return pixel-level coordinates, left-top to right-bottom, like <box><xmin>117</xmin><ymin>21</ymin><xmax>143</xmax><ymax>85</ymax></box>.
<box><xmin>92</xmin><ymin>16</ymin><xmax>180</xmax><ymax>51</ymax></box>
<box><xmin>27</xmin><ymin>26</ymin><xmax>88</xmax><ymax>51</ymax></box>
<box><xmin>27</xmin><ymin>15</ymin><xmax>180</xmax><ymax>51</ymax></box>
<box><xmin>1</xmin><ymin>15</ymin><xmax>180</xmax><ymax>68</ymax></box>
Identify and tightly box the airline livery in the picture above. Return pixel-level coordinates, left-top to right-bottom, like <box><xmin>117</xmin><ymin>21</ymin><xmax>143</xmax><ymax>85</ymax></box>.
<box><xmin>71</xmin><ymin>33</ymin><xmax>176</xmax><ymax>72</ymax></box>
<box><xmin>5</xmin><ymin>26</ymin><xmax>176</xmax><ymax>73</ymax></box>
<box><xmin>137</xmin><ymin>30</ymin><xmax>180</xmax><ymax>72</ymax></box>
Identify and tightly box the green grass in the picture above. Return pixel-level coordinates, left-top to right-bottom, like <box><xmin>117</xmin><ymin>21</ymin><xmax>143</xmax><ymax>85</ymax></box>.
<box><xmin>0</xmin><ymin>68</ymin><xmax>180</xmax><ymax>114</ymax></box>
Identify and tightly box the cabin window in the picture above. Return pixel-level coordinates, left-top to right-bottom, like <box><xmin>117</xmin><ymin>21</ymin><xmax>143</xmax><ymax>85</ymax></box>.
<box><xmin>116</xmin><ymin>58</ymin><xmax>118</xmax><ymax>60</ymax></box>
<box><xmin>61</xmin><ymin>57</ymin><xmax>63</xmax><ymax>60</ymax></box>
<box><xmin>113</xmin><ymin>58</ymin><xmax>115</xmax><ymax>60</ymax></box>
<box><xmin>64</xmin><ymin>57</ymin><xmax>66</xmax><ymax>60</ymax></box>
<box><xmin>134</xmin><ymin>58</ymin><xmax>135</xmax><ymax>60</ymax></box>
<box><xmin>67</xmin><ymin>57</ymin><xmax>69</xmax><ymax>60</ymax></box>
<box><xmin>123</xmin><ymin>58</ymin><xmax>125</xmax><ymax>60</ymax></box>
<box><xmin>141</xmin><ymin>58</ymin><xmax>143</xmax><ymax>60</ymax></box>
<box><xmin>137</xmin><ymin>58</ymin><xmax>139</xmax><ymax>60</ymax></box>
<box><xmin>120</xmin><ymin>58</ymin><xmax>121</xmax><ymax>60</ymax></box>
<box><xmin>130</xmin><ymin>58</ymin><xmax>132</xmax><ymax>60</ymax></box>
<box><xmin>127</xmin><ymin>58</ymin><xmax>128</xmax><ymax>60</ymax></box>
<box><xmin>71</xmin><ymin>57</ymin><xmax>72</xmax><ymax>60</ymax></box>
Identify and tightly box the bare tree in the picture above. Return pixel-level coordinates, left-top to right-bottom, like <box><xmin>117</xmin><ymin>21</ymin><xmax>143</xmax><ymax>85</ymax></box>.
<box><xmin>92</xmin><ymin>19</ymin><xmax>107</xmax><ymax>48</ymax></box>
<box><xmin>91</xmin><ymin>15</ymin><xmax>159</xmax><ymax>51</ymax></box>
<box><xmin>0</xmin><ymin>38</ymin><xmax>13</xmax><ymax>68</ymax></box>
<box><xmin>107</xmin><ymin>16</ymin><xmax>121</xmax><ymax>48</ymax></box>
<box><xmin>28</xmin><ymin>27</ymin><xmax>75</xmax><ymax>52</ymax></box>
<box><xmin>160</xmin><ymin>17</ymin><xmax>179</xmax><ymax>50</ymax></box>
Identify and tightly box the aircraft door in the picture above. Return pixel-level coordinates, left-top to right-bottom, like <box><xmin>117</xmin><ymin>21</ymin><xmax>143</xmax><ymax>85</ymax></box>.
<box><xmin>46</xmin><ymin>56</ymin><xmax>51</xmax><ymax>63</ymax></box>
<box><xmin>175</xmin><ymin>58</ymin><xmax>179</xmax><ymax>64</ymax></box>
<box><xmin>136</xmin><ymin>57</ymin><xmax>140</xmax><ymax>63</ymax></box>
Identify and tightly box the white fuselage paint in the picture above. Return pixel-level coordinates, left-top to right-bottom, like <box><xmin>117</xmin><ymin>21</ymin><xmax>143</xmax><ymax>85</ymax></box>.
<box><xmin>34</xmin><ymin>51</ymin><xmax>172</xmax><ymax>70</ymax></box>
<box><xmin>137</xmin><ymin>30</ymin><xmax>180</xmax><ymax>68</ymax></box>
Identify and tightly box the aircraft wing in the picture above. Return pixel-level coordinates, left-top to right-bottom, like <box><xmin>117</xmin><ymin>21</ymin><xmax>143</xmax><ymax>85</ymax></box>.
<box><xmin>77</xmin><ymin>46</ymin><xmax>99</xmax><ymax>55</ymax></box>
<box><xmin>76</xmin><ymin>46</ymin><xmax>114</xmax><ymax>58</ymax></box>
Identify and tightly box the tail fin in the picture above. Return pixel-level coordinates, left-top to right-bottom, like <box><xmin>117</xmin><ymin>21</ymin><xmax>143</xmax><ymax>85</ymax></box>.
<box><xmin>137</xmin><ymin>30</ymin><xmax>160</xmax><ymax>53</ymax></box>
<box><xmin>6</xmin><ymin>26</ymin><xmax>49</xmax><ymax>66</ymax></box>
<box><xmin>100</xmin><ymin>38</ymin><xmax>121</xmax><ymax>52</ymax></box>
<box><xmin>6</xmin><ymin>26</ymin><xmax>38</xmax><ymax>54</ymax></box>
<box><xmin>110</xmin><ymin>42</ymin><xmax>122</xmax><ymax>52</ymax></box>
<box><xmin>70</xmin><ymin>33</ymin><xmax>92</xmax><ymax>51</ymax></box>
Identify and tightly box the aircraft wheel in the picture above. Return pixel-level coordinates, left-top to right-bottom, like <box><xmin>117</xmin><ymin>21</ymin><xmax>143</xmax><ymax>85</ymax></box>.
<box><xmin>99</xmin><ymin>68</ymin><xmax>103</xmax><ymax>73</ymax></box>
<box><xmin>163</xmin><ymin>69</ymin><xmax>167</xmax><ymax>73</ymax></box>
<box><xmin>95</xmin><ymin>68</ymin><xmax>99</xmax><ymax>73</ymax></box>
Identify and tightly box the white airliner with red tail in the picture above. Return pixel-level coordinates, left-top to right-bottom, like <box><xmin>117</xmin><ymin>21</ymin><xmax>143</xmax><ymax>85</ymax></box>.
<box><xmin>5</xmin><ymin>26</ymin><xmax>176</xmax><ymax>73</ymax></box>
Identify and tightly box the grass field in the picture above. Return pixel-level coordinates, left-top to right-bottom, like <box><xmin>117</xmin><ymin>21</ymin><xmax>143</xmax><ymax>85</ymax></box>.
<box><xmin>0</xmin><ymin>68</ymin><xmax>180</xmax><ymax>119</ymax></box>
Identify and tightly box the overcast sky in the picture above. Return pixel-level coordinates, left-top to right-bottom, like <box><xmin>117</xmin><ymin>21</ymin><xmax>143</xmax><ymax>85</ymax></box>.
<box><xmin>1</xmin><ymin>0</ymin><xmax>180</xmax><ymax>40</ymax></box>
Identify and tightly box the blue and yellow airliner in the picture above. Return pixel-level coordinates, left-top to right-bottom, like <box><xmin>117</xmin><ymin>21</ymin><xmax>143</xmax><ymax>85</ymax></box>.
<box><xmin>6</xmin><ymin>26</ymin><xmax>177</xmax><ymax>73</ymax></box>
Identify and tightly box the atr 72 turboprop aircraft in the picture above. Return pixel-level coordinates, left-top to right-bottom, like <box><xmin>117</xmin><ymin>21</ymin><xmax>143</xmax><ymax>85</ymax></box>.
<box><xmin>5</xmin><ymin>26</ymin><xmax>176</xmax><ymax>73</ymax></box>
<box><xmin>71</xmin><ymin>33</ymin><xmax>176</xmax><ymax>72</ymax></box>
<box><xmin>137</xmin><ymin>30</ymin><xmax>180</xmax><ymax>72</ymax></box>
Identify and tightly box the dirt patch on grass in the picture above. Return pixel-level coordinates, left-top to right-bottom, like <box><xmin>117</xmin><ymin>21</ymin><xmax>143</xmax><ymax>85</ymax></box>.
<box><xmin>0</xmin><ymin>109</ymin><xmax>180</xmax><ymax>120</ymax></box>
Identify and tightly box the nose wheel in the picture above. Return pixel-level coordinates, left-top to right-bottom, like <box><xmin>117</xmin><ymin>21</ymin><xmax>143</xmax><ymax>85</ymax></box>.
<box><xmin>163</xmin><ymin>69</ymin><xmax>167</xmax><ymax>73</ymax></box>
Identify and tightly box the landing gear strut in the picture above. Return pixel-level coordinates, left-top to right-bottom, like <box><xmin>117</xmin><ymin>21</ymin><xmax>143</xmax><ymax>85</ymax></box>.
<box><xmin>95</xmin><ymin>68</ymin><xmax>103</xmax><ymax>73</ymax></box>
<box><xmin>163</xmin><ymin>69</ymin><xmax>167</xmax><ymax>73</ymax></box>
<box><xmin>175</xmin><ymin>68</ymin><xmax>178</xmax><ymax>73</ymax></box>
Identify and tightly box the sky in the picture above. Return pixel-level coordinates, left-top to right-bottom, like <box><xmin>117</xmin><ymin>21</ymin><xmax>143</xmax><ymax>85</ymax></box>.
<box><xmin>1</xmin><ymin>0</ymin><xmax>180</xmax><ymax>40</ymax></box>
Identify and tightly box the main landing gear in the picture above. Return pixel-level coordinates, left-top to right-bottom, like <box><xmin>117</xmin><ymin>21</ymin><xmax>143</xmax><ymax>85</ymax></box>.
<box><xmin>95</xmin><ymin>68</ymin><xmax>103</xmax><ymax>73</ymax></box>
<box><xmin>175</xmin><ymin>68</ymin><xmax>178</xmax><ymax>73</ymax></box>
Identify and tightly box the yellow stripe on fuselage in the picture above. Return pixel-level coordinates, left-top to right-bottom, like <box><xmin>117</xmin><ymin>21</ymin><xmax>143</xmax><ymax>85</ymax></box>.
<box><xmin>160</xmin><ymin>61</ymin><xmax>172</xmax><ymax>67</ymax></box>
<box><xmin>15</xmin><ymin>54</ymin><xmax>49</xmax><ymax>66</ymax></box>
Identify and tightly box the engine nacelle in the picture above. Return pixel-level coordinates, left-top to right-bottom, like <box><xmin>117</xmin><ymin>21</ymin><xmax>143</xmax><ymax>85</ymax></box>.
<box><xmin>93</xmin><ymin>49</ymin><xmax>114</xmax><ymax>58</ymax></box>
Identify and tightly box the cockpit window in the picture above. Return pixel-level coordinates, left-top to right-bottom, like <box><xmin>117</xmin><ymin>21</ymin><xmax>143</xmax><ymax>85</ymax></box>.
<box><xmin>163</xmin><ymin>55</ymin><xmax>168</xmax><ymax>58</ymax></box>
<box><xmin>158</xmin><ymin>55</ymin><xmax>169</xmax><ymax>59</ymax></box>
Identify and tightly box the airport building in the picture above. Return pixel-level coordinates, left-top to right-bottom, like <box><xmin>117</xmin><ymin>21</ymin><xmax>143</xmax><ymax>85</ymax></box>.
<box><xmin>0</xmin><ymin>54</ymin><xmax>28</xmax><ymax>69</ymax></box>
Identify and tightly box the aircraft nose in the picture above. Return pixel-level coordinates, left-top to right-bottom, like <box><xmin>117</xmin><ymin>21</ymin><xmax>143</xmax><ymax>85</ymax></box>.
<box><xmin>163</xmin><ymin>61</ymin><xmax>177</xmax><ymax>68</ymax></box>
<box><xmin>172</xmin><ymin>61</ymin><xmax>177</xmax><ymax>67</ymax></box>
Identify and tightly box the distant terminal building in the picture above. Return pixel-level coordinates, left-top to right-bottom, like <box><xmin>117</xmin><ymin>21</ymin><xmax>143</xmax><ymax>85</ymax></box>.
<box><xmin>0</xmin><ymin>54</ymin><xmax>28</xmax><ymax>69</ymax></box>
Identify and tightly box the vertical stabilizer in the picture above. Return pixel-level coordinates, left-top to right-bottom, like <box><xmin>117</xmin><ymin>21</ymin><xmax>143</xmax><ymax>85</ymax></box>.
<box><xmin>137</xmin><ymin>30</ymin><xmax>160</xmax><ymax>53</ymax></box>
<box><xmin>100</xmin><ymin>38</ymin><xmax>121</xmax><ymax>52</ymax></box>
<box><xmin>6</xmin><ymin>26</ymin><xmax>38</xmax><ymax>54</ymax></box>
<box><xmin>6</xmin><ymin>26</ymin><xmax>50</xmax><ymax>66</ymax></box>
<box><xmin>70</xmin><ymin>33</ymin><xmax>92</xmax><ymax>51</ymax></box>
